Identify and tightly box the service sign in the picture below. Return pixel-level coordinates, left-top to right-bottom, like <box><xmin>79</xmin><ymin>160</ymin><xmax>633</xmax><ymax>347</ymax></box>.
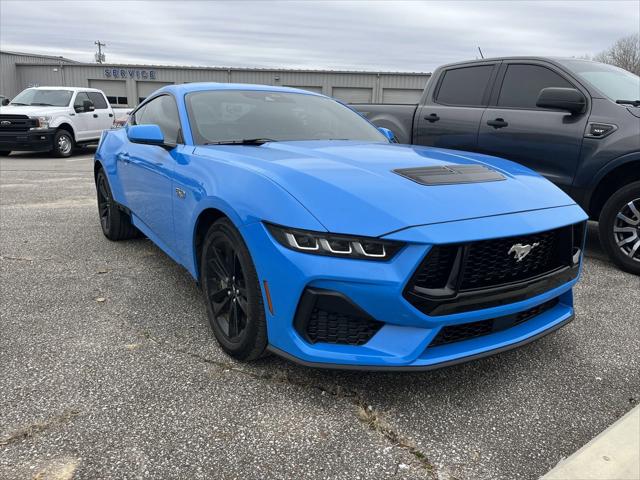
<box><xmin>104</xmin><ymin>68</ymin><xmax>157</xmax><ymax>80</ymax></box>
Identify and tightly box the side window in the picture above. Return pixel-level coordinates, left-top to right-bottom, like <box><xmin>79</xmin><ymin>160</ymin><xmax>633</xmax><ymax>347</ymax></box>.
<box><xmin>498</xmin><ymin>64</ymin><xmax>573</xmax><ymax>109</ymax></box>
<box><xmin>86</xmin><ymin>92</ymin><xmax>108</xmax><ymax>109</ymax></box>
<box><xmin>436</xmin><ymin>65</ymin><xmax>494</xmax><ymax>106</ymax></box>
<box><xmin>135</xmin><ymin>95</ymin><xmax>181</xmax><ymax>144</ymax></box>
<box><xmin>74</xmin><ymin>92</ymin><xmax>91</xmax><ymax>109</ymax></box>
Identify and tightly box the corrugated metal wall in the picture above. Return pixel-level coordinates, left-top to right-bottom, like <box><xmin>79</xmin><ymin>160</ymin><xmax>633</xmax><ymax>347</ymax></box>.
<box><xmin>4</xmin><ymin>55</ymin><xmax>430</xmax><ymax>105</ymax></box>
<box><xmin>0</xmin><ymin>51</ymin><xmax>76</xmax><ymax>99</ymax></box>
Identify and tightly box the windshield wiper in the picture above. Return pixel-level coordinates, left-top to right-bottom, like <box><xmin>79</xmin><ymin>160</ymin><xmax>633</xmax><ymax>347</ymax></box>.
<box><xmin>9</xmin><ymin>102</ymin><xmax>27</xmax><ymax>106</ymax></box>
<box><xmin>616</xmin><ymin>99</ymin><xmax>640</xmax><ymax>107</ymax></box>
<box><xmin>204</xmin><ymin>138</ymin><xmax>277</xmax><ymax>145</ymax></box>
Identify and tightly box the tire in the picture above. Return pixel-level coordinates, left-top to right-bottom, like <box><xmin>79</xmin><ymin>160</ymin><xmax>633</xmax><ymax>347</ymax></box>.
<box><xmin>0</xmin><ymin>151</ymin><xmax>10</xmax><ymax>157</ymax></box>
<box><xmin>200</xmin><ymin>218</ymin><xmax>268</xmax><ymax>361</ymax></box>
<box><xmin>95</xmin><ymin>169</ymin><xmax>141</xmax><ymax>241</ymax></box>
<box><xmin>52</xmin><ymin>129</ymin><xmax>74</xmax><ymax>157</ymax></box>
<box><xmin>598</xmin><ymin>181</ymin><xmax>640</xmax><ymax>275</ymax></box>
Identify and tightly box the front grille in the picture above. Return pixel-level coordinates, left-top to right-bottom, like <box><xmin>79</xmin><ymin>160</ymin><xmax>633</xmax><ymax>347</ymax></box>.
<box><xmin>460</xmin><ymin>229</ymin><xmax>562</xmax><ymax>290</ymax></box>
<box><xmin>413</xmin><ymin>245</ymin><xmax>458</xmax><ymax>289</ymax></box>
<box><xmin>404</xmin><ymin>223</ymin><xmax>583</xmax><ymax>316</ymax></box>
<box><xmin>429</xmin><ymin>298</ymin><xmax>559</xmax><ymax>347</ymax></box>
<box><xmin>0</xmin><ymin>114</ymin><xmax>36</xmax><ymax>132</ymax></box>
<box><xmin>306</xmin><ymin>307</ymin><xmax>382</xmax><ymax>346</ymax></box>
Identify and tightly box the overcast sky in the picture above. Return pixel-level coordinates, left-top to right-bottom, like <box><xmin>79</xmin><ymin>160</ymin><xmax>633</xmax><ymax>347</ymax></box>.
<box><xmin>1</xmin><ymin>0</ymin><xmax>638</xmax><ymax>72</ymax></box>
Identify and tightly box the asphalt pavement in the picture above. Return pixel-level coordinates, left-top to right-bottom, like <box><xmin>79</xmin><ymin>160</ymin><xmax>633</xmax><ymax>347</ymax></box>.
<box><xmin>1</xmin><ymin>149</ymin><xmax>639</xmax><ymax>480</ymax></box>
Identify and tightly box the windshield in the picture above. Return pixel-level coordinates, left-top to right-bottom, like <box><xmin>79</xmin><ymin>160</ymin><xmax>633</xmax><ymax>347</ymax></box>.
<box><xmin>559</xmin><ymin>59</ymin><xmax>640</xmax><ymax>103</ymax></box>
<box><xmin>10</xmin><ymin>89</ymin><xmax>73</xmax><ymax>107</ymax></box>
<box><xmin>185</xmin><ymin>90</ymin><xmax>385</xmax><ymax>144</ymax></box>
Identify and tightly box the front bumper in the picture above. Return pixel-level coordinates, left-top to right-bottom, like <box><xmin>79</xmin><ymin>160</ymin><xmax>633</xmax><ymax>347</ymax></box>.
<box><xmin>240</xmin><ymin>204</ymin><xmax>587</xmax><ymax>369</ymax></box>
<box><xmin>0</xmin><ymin>129</ymin><xmax>56</xmax><ymax>152</ymax></box>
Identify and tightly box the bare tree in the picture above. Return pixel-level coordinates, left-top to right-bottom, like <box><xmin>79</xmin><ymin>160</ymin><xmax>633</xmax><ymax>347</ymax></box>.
<box><xmin>594</xmin><ymin>34</ymin><xmax>640</xmax><ymax>75</ymax></box>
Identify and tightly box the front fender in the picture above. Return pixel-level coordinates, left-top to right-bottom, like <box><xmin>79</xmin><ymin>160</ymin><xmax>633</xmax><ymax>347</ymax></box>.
<box><xmin>48</xmin><ymin>114</ymin><xmax>77</xmax><ymax>137</ymax></box>
<box><xmin>173</xmin><ymin>150</ymin><xmax>328</xmax><ymax>278</ymax></box>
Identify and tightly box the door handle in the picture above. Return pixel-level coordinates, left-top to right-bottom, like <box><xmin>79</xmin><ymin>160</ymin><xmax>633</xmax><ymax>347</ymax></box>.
<box><xmin>118</xmin><ymin>153</ymin><xmax>131</xmax><ymax>164</ymax></box>
<box><xmin>487</xmin><ymin>118</ymin><xmax>508</xmax><ymax>129</ymax></box>
<box><xmin>108</xmin><ymin>113</ymin><xmax>113</xmax><ymax>118</ymax></box>
<box><xmin>424</xmin><ymin>113</ymin><xmax>440</xmax><ymax>123</ymax></box>
<box><xmin>93</xmin><ymin>114</ymin><xmax>99</xmax><ymax>118</ymax></box>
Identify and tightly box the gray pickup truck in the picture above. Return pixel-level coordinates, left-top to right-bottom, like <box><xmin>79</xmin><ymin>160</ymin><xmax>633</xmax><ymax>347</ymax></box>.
<box><xmin>353</xmin><ymin>57</ymin><xmax>640</xmax><ymax>275</ymax></box>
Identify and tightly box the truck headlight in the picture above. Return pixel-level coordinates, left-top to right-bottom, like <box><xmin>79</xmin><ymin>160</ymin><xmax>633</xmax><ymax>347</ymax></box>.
<box><xmin>29</xmin><ymin>116</ymin><xmax>50</xmax><ymax>130</ymax></box>
<box><xmin>265</xmin><ymin>223</ymin><xmax>404</xmax><ymax>261</ymax></box>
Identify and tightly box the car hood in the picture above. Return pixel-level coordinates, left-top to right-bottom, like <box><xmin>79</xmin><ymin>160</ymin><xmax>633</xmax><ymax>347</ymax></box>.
<box><xmin>194</xmin><ymin>141</ymin><xmax>576</xmax><ymax>237</ymax></box>
<box><xmin>0</xmin><ymin>105</ymin><xmax>70</xmax><ymax>116</ymax></box>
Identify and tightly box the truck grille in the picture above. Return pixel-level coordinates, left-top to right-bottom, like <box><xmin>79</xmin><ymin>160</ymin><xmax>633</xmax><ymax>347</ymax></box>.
<box><xmin>0</xmin><ymin>115</ymin><xmax>36</xmax><ymax>132</ymax></box>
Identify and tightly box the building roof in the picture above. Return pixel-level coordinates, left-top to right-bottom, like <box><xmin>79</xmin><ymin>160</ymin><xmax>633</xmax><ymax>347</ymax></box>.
<box><xmin>0</xmin><ymin>49</ymin><xmax>79</xmax><ymax>63</ymax></box>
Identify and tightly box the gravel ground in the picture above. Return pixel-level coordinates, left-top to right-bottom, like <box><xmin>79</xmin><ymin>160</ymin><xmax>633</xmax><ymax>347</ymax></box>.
<box><xmin>1</xmin><ymin>150</ymin><xmax>638</xmax><ymax>480</ymax></box>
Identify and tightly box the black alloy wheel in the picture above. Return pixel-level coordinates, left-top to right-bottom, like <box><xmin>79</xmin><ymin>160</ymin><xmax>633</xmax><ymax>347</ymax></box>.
<box><xmin>200</xmin><ymin>218</ymin><xmax>267</xmax><ymax>360</ymax></box>
<box><xmin>97</xmin><ymin>172</ymin><xmax>111</xmax><ymax>233</ymax></box>
<box><xmin>95</xmin><ymin>169</ymin><xmax>140</xmax><ymax>241</ymax></box>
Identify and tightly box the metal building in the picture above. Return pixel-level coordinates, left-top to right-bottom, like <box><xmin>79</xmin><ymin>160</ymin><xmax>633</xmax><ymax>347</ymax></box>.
<box><xmin>1</xmin><ymin>50</ymin><xmax>430</xmax><ymax>107</ymax></box>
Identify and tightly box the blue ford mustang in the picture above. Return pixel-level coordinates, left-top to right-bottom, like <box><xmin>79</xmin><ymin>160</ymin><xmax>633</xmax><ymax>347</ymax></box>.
<box><xmin>94</xmin><ymin>83</ymin><xmax>587</xmax><ymax>370</ymax></box>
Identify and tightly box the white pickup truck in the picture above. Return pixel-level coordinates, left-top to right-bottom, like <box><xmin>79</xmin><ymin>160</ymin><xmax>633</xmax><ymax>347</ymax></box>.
<box><xmin>0</xmin><ymin>86</ymin><xmax>114</xmax><ymax>157</ymax></box>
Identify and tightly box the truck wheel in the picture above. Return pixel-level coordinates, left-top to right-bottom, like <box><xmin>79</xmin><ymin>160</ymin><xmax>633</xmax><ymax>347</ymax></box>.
<box><xmin>200</xmin><ymin>218</ymin><xmax>268</xmax><ymax>361</ymax></box>
<box><xmin>0</xmin><ymin>151</ymin><xmax>10</xmax><ymax>156</ymax></box>
<box><xmin>52</xmin><ymin>129</ymin><xmax>74</xmax><ymax>157</ymax></box>
<box><xmin>598</xmin><ymin>181</ymin><xmax>640</xmax><ymax>275</ymax></box>
<box><xmin>96</xmin><ymin>169</ymin><xmax>141</xmax><ymax>241</ymax></box>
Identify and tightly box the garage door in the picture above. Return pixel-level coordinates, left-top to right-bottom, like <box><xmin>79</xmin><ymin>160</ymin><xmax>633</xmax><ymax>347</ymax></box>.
<box><xmin>382</xmin><ymin>88</ymin><xmax>423</xmax><ymax>104</ymax></box>
<box><xmin>331</xmin><ymin>87</ymin><xmax>372</xmax><ymax>103</ymax></box>
<box><xmin>137</xmin><ymin>82</ymin><xmax>173</xmax><ymax>104</ymax></box>
<box><xmin>284</xmin><ymin>86</ymin><xmax>323</xmax><ymax>94</ymax></box>
<box><xmin>89</xmin><ymin>79</ymin><xmax>128</xmax><ymax>106</ymax></box>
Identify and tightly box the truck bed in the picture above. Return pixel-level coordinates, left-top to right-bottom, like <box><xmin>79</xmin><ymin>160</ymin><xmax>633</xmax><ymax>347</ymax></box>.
<box><xmin>350</xmin><ymin>103</ymin><xmax>418</xmax><ymax>144</ymax></box>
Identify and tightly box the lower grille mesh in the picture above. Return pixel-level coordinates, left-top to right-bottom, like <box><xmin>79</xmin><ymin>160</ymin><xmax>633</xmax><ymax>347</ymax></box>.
<box><xmin>306</xmin><ymin>307</ymin><xmax>383</xmax><ymax>346</ymax></box>
<box><xmin>429</xmin><ymin>298</ymin><xmax>559</xmax><ymax>348</ymax></box>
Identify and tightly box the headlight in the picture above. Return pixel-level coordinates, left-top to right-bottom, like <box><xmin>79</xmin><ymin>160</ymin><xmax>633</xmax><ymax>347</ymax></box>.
<box><xmin>29</xmin><ymin>116</ymin><xmax>50</xmax><ymax>130</ymax></box>
<box><xmin>265</xmin><ymin>223</ymin><xmax>404</xmax><ymax>261</ymax></box>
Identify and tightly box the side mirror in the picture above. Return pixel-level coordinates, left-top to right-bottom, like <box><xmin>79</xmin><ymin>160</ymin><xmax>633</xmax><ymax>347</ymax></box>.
<box><xmin>1</xmin><ymin>98</ymin><xmax>9</xmax><ymax>106</ymax></box>
<box><xmin>83</xmin><ymin>99</ymin><xmax>95</xmax><ymax>112</ymax></box>
<box><xmin>378</xmin><ymin>127</ymin><xmax>397</xmax><ymax>143</ymax></box>
<box><xmin>536</xmin><ymin>87</ymin><xmax>586</xmax><ymax>114</ymax></box>
<box><xmin>127</xmin><ymin>124</ymin><xmax>165</xmax><ymax>146</ymax></box>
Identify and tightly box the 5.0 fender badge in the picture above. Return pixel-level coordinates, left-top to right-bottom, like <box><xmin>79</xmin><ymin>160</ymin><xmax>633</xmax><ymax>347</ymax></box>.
<box><xmin>508</xmin><ymin>242</ymin><xmax>540</xmax><ymax>262</ymax></box>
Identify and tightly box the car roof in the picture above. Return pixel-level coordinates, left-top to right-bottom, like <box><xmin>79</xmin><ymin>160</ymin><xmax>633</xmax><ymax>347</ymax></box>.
<box><xmin>155</xmin><ymin>82</ymin><xmax>326</xmax><ymax>97</ymax></box>
<box><xmin>436</xmin><ymin>56</ymin><xmax>598</xmax><ymax>69</ymax></box>
<box><xmin>27</xmin><ymin>86</ymin><xmax>104</xmax><ymax>93</ymax></box>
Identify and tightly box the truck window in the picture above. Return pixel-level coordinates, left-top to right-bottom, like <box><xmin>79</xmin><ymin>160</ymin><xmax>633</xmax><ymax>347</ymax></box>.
<box><xmin>74</xmin><ymin>92</ymin><xmax>91</xmax><ymax>109</ymax></box>
<box><xmin>86</xmin><ymin>92</ymin><xmax>108</xmax><ymax>109</ymax></box>
<box><xmin>435</xmin><ymin>65</ymin><xmax>494</xmax><ymax>107</ymax></box>
<box><xmin>136</xmin><ymin>95</ymin><xmax>181</xmax><ymax>144</ymax></box>
<box><xmin>498</xmin><ymin>64</ymin><xmax>573</xmax><ymax>109</ymax></box>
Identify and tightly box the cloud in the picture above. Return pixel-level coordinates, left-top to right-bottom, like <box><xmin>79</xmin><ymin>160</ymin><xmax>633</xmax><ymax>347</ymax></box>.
<box><xmin>0</xmin><ymin>0</ymin><xmax>638</xmax><ymax>71</ymax></box>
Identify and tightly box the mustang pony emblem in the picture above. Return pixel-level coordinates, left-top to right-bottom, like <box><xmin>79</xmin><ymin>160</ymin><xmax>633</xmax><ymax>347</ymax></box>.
<box><xmin>508</xmin><ymin>242</ymin><xmax>540</xmax><ymax>262</ymax></box>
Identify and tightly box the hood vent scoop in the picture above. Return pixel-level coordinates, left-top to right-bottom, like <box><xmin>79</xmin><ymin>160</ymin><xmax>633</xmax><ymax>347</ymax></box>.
<box><xmin>393</xmin><ymin>164</ymin><xmax>506</xmax><ymax>186</ymax></box>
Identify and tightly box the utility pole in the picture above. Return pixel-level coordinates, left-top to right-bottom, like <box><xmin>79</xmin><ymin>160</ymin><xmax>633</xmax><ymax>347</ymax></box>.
<box><xmin>94</xmin><ymin>41</ymin><xmax>106</xmax><ymax>63</ymax></box>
